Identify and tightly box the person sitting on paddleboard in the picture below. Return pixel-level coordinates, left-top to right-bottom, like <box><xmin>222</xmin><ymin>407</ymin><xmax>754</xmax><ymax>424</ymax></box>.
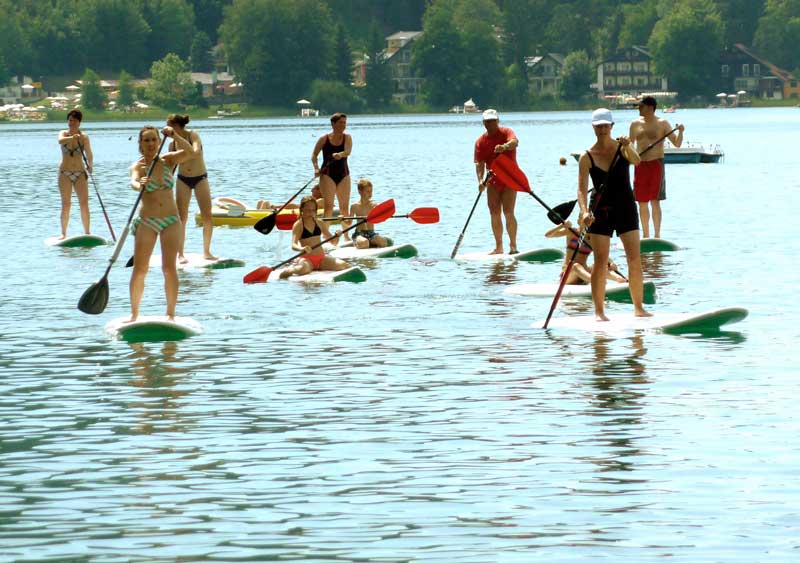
<box><xmin>128</xmin><ymin>125</ymin><xmax>196</xmax><ymax>322</ymax></box>
<box><xmin>349</xmin><ymin>178</ymin><xmax>388</xmax><ymax>249</ymax></box>
<box><xmin>545</xmin><ymin>220</ymin><xmax>626</xmax><ymax>285</ymax></box>
<box><xmin>57</xmin><ymin>109</ymin><xmax>92</xmax><ymax>239</ymax></box>
<box><xmin>578</xmin><ymin>108</ymin><xmax>650</xmax><ymax>322</ymax></box>
<box><xmin>279</xmin><ymin>195</ymin><xmax>349</xmax><ymax>279</ymax></box>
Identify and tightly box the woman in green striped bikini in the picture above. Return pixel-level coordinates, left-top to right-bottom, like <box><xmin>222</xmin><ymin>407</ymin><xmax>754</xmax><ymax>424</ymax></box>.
<box><xmin>127</xmin><ymin>125</ymin><xmax>195</xmax><ymax>322</ymax></box>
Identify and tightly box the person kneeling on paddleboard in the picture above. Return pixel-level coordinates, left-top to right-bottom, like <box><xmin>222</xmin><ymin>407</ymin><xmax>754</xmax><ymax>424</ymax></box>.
<box><xmin>350</xmin><ymin>178</ymin><xmax>389</xmax><ymax>249</ymax></box>
<box><xmin>545</xmin><ymin>220</ymin><xmax>626</xmax><ymax>286</ymax></box>
<box><xmin>279</xmin><ymin>195</ymin><xmax>350</xmax><ymax>279</ymax></box>
<box><xmin>577</xmin><ymin>108</ymin><xmax>651</xmax><ymax>322</ymax></box>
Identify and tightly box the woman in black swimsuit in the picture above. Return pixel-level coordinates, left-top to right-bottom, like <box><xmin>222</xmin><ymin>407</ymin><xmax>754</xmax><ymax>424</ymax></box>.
<box><xmin>312</xmin><ymin>112</ymin><xmax>352</xmax><ymax>239</ymax></box>
<box><xmin>577</xmin><ymin>108</ymin><xmax>650</xmax><ymax>322</ymax></box>
<box><xmin>167</xmin><ymin>114</ymin><xmax>216</xmax><ymax>261</ymax></box>
<box><xmin>57</xmin><ymin>109</ymin><xmax>92</xmax><ymax>239</ymax></box>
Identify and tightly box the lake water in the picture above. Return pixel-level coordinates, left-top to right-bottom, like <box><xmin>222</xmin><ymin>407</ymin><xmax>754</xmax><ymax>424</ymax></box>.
<box><xmin>1</xmin><ymin>108</ymin><xmax>799</xmax><ymax>562</ymax></box>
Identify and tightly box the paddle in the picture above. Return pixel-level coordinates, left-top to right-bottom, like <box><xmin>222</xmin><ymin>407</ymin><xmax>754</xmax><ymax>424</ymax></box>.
<box><xmin>253</xmin><ymin>176</ymin><xmax>316</xmax><ymax>235</ymax></box>
<box><xmin>276</xmin><ymin>207</ymin><xmax>440</xmax><ymax>229</ymax></box>
<box><xmin>77</xmin><ymin>136</ymin><xmax>168</xmax><ymax>315</ymax></box>
<box><xmin>547</xmin><ymin>127</ymin><xmax>679</xmax><ymax>215</ymax></box>
<box><xmin>543</xmin><ymin>143</ymin><xmax>624</xmax><ymax>329</ymax></box>
<box><xmin>78</xmin><ymin>140</ymin><xmax>116</xmax><ymax>241</ymax></box>
<box><xmin>450</xmin><ymin>173</ymin><xmax>491</xmax><ymax>259</ymax></box>
<box><xmin>243</xmin><ymin>198</ymin><xmax>396</xmax><ymax>283</ymax></box>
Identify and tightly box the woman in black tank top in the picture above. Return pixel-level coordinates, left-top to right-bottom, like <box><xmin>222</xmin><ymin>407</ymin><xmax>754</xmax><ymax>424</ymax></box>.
<box><xmin>312</xmin><ymin>112</ymin><xmax>352</xmax><ymax>240</ymax></box>
<box><xmin>577</xmin><ymin>108</ymin><xmax>651</xmax><ymax>322</ymax></box>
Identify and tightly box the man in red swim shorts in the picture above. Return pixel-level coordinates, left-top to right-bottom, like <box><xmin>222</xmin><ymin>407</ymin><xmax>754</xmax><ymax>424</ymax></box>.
<box><xmin>629</xmin><ymin>96</ymin><xmax>684</xmax><ymax>239</ymax></box>
<box><xmin>474</xmin><ymin>109</ymin><xmax>519</xmax><ymax>254</ymax></box>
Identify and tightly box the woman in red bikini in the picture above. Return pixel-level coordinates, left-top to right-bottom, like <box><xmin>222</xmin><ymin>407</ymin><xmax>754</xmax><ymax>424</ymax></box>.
<box><xmin>167</xmin><ymin>114</ymin><xmax>216</xmax><ymax>262</ymax></box>
<box><xmin>57</xmin><ymin>109</ymin><xmax>92</xmax><ymax>239</ymax></box>
<box><xmin>279</xmin><ymin>195</ymin><xmax>349</xmax><ymax>279</ymax></box>
<box><xmin>545</xmin><ymin>220</ymin><xmax>625</xmax><ymax>285</ymax></box>
<box><xmin>312</xmin><ymin>112</ymin><xmax>352</xmax><ymax>240</ymax></box>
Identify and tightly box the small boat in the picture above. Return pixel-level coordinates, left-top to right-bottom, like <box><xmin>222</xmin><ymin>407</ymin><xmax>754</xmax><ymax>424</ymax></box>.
<box><xmin>570</xmin><ymin>142</ymin><xmax>723</xmax><ymax>164</ymax></box>
<box><xmin>196</xmin><ymin>198</ymin><xmax>337</xmax><ymax>227</ymax></box>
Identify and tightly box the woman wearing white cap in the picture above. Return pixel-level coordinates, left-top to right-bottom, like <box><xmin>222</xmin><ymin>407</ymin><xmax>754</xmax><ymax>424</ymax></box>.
<box><xmin>577</xmin><ymin>108</ymin><xmax>650</xmax><ymax>321</ymax></box>
<box><xmin>473</xmin><ymin>108</ymin><xmax>519</xmax><ymax>254</ymax></box>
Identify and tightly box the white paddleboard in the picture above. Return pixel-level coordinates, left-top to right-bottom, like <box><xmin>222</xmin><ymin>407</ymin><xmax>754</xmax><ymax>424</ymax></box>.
<box><xmin>456</xmin><ymin>248</ymin><xmax>564</xmax><ymax>262</ymax></box>
<box><xmin>105</xmin><ymin>316</ymin><xmax>203</xmax><ymax>342</ymax></box>
<box><xmin>329</xmin><ymin>243</ymin><xmax>418</xmax><ymax>260</ymax></box>
<box><xmin>541</xmin><ymin>307</ymin><xmax>747</xmax><ymax>334</ymax></box>
<box><xmin>506</xmin><ymin>280</ymin><xmax>657</xmax><ymax>302</ymax></box>
<box><xmin>147</xmin><ymin>253</ymin><xmax>245</xmax><ymax>270</ymax></box>
<box><xmin>616</xmin><ymin>238</ymin><xmax>680</xmax><ymax>253</ymax></box>
<box><xmin>45</xmin><ymin>234</ymin><xmax>108</xmax><ymax>248</ymax></box>
<box><xmin>270</xmin><ymin>266</ymin><xmax>366</xmax><ymax>283</ymax></box>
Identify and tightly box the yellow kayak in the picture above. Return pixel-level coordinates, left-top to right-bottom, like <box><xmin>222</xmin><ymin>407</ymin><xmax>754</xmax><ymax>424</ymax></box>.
<box><xmin>195</xmin><ymin>205</ymin><xmax>337</xmax><ymax>227</ymax></box>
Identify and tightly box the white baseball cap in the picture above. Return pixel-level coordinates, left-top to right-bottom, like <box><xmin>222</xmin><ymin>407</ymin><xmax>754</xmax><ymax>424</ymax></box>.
<box><xmin>482</xmin><ymin>108</ymin><xmax>499</xmax><ymax>121</ymax></box>
<box><xmin>591</xmin><ymin>108</ymin><xmax>614</xmax><ymax>125</ymax></box>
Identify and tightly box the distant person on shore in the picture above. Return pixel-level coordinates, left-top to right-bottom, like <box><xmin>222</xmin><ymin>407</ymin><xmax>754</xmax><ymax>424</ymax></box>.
<box><xmin>578</xmin><ymin>108</ymin><xmax>650</xmax><ymax>321</ymax></box>
<box><xmin>628</xmin><ymin>96</ymin><xmax>684</xmax><ymax>238</ymax></box>
<box><xmin>57</xmin><ymin>109</ymin><xmax>92</xmax><ymax>239</ymax></box>
<box><xmin>128</xmin><ymin>125</ymin><xmax>195</xmax><ymax>322</ymax></box>
<box><xmin>167</xmin><ymin>114</ymin><xmax>216</xmax><ymax>262</ymax></box>
<box><xmin>312</xmin><ymin>113</ymin><xmax>352</xmax><ymax>241</ymax></box>
<box><xmin>350</xmin><ymin>178</ymin><xmax>388</xmax><ymax>249</ymax></box>
<box><xmin>473</xmin><ymin>108</ymin><xmax>519</xmax><ymax>254</ymax></box>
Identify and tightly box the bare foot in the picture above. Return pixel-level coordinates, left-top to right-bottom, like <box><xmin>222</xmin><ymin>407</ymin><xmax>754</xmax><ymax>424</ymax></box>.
<box><xmin>488</xmin><ymin>248</ymin><xmax>504</xmax><ymax>255</ymax></box>
<box><xmin>509</xmin><ymin>247</ymin><xmax>519</xmax><ymax>254</ymax></box>
<box><xmin>58</xmin><ymin>234</ymin><xmax>67</xmax><ymax>240</ymax></box>
<box><xmin>204</xmin><ymin>254</ymin><xmax>218</xmax><ymax>261</ymax></box>
<box><xmin>595</xmin><ymin>313</ymin><xmax>610</xmax><ymax>322</ymax></box>
<box><xmin>167</xmin><ymin>315</ymin><xmax>175</xmax><ymax>321</ymax></box>
<box><xmin>634</xmin><ymin>308</ymin><xmax>653</xmax><ymax>317</ymax></box>
<box><xmin>279</xmin><ymin>269</ymin><xmax>292</xmax><ymax>279</ymax></box>
<box><xmin>179</xmin><ymin>254</ymin><xmax>189</xmax><ymax>264</ymax></box>
<box><xmin>123</xmin><ymin>316</ymin><xmax>138</xmax><ymax>324</ymax></box>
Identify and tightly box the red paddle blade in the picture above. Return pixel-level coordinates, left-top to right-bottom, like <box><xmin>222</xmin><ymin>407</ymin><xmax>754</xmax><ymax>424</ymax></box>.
<box><xmin>366</xmin><ymin>199</ymin><xmax>396</xmax><ymax>224</ymax></box>
<box><xmin>408</xmin><ymin>207</ymin><xmax>439</xmax><ymax>224</ymax></box>
<box><xmin>243</xmin><ymin>266</ymin><xmax>272</xmax><ymax>284</ymax></box>
<box><xmin>275</xmin><ymin>213</ymin><xmax>298</xmax><ymax>230</ymax></box>
<box><xmin>490</xmin><ymin>153</ymin><xmax>531</xmax><ymax>193</ymax></box>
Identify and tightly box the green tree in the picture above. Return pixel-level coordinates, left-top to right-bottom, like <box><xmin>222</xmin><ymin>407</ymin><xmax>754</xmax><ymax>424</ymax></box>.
<box><xmin>190</xmin><ymin>31</ymin><xmax>215</xmax><ymax>72</ymax></box>
<box><xmin>308</xmin><ymin>79</ymin><xmax>362</xmax><ymax>113</ymax></box>
<box><xmin>648</xmin><ymin>0</ymin><xmax>724</xmax><ymax>99</ymax></box>
<box><xmin>497</xmin><ymin>63</ymin><xmax>529</xmax><ymax>108</ymax></box>
<box><xmin>715</xmin><ymin>0</ymin><xmax>766</xmax><ymax>47</ymax></box>
<box><xmin>76</xmin><ymin>0</ymin><xmax>151</xmax><ymax>74</ymax></box>
<box><xmin>364</xmin><ymin>21</ymin><xmax>392</xmax><ymax>108</ymax></box>
<box><xmin>0</xmin><ymin>0</ymin><xmax>33</xmax><ymax>76</ymax></box>
<box><xmin>220</xmin><ymin>0</ymin><xmax>334</xmax><ymax>105</ymax></box>
<box><xmin>501</xmin><ymin>1</ymin><xmax>551</xmax><ymax>70</ymax></box>
<box><xmin>118</xmin><ymin>70</ymin><xmax>135</xmax><ymax>107</ymax></box>
<box><xmin>147</xmin><ymin>53</ymin><xmax>195</xmax><ymax>109</ymax></box>
<box><xmin>618</xmin><ymin>1</ymin><xmax>658</xmax><ymax>48</ymax></box>
<box><xmin>142</xmin><ymin>0</ymin><xmax>196</xmax><ymax>63</ymax></box>
<box><xmin>192</xmin><ymin>0</ymin><xmax>228</xmax><ymax>42</ymax></box>
<box><xmin>0</xmin><ymin>54</ymin><xmax>9</xmax><ymax>87</ymax></box>
<box><xmin>413</xmin><ymin>0</ymin><xmax>503</xmax><ymax>108</ymax></box>
<box><xmin>333</xmin><ymin>24</ymin><xmax>353</xmax><ymax>84</ymax></box>
<box><xmin>754</xmin><ymin>0</ymin><xmax>800</xmax><ymax>69</ymax></box>
<box><xmin>559</xmin><ymin>50</ymin><xmax>593</xmax><ymax>100</ymax></box>
<box><xmin>81</xmin><ymin>68</ymin><xmax>107</xmax><ymax>110</ymax></box>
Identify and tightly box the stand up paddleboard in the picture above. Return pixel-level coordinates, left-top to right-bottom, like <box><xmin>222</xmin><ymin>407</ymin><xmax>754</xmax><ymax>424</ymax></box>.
<box><xmin>542</xmin><ymin>307</ymin><xmax>747</xmax><ymax>335</ymax></box>
<box><xmin>329</xmin><ymin>243</ymin><xmax>418</xmax><ymax>260</ymax></box>
<box><xmin>105</xmin><ymin>316</ymin><xmax>203</xmax><ymax>342</ymax></box>
<box><xmin>506</xmin><ymin>280</ymin><xmax>657</xmax><ymax>303</ymax></box>
<box><xmin>270</xmin><ymin>266</ymin><xmax>366</xmax><ymax>283</ymax></box>
<box><xmin>45</xmin><ymin>234</ymin><xmax>108</xmax><ymax>248</ymax></box>
<box><xmin>616</xmin><ymin>238</ymin><xmax>680</xmax><ymax>253</ymax></box>
<box><xmin>456</xmin><ymin>248</ymin><xmax>564</xmax><ymax>263</ymax></box>
<box><xmin>147</xmin><ymin>253</ymin><xmax>245</xmax><ymax>270</ymax></box>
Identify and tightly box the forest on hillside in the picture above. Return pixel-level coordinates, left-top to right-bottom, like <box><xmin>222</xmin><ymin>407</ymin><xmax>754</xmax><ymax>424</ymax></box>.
<box><xmin>1</xmin><ymin>0</ymin><xmax>797</xmax><ymax>109</ymax></box>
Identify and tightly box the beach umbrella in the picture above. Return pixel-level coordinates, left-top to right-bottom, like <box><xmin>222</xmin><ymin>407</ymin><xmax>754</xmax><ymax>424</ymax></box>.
<box><xmin>296</xmin><ymin>99</ymin><xmax>311</xmax><ymax>105</ymax></box>
<box><xmin>716</xmin><ymin>92</ymin><xmax>727</xmax><ymax>98</ymax></box>
<box><xmin>21</xmin><ymin>84</ymin><xmax>34</xmax><ymax>90</ymax></box>
<box><xmin>66</xmin><ymin>85</ymin><xmax>80</xmax><ymax>91</ymax></box>
<box><xmin>737</xmin><ymin>90</ymin><xmax>747</xmax><ymax>95</ymax></box>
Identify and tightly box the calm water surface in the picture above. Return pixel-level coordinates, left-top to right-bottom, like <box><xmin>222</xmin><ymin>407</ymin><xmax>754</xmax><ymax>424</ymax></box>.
<box><xmin>1</xmin><ymin>108</ymin><xmax>798</xmax><ymax>562</ymax></box>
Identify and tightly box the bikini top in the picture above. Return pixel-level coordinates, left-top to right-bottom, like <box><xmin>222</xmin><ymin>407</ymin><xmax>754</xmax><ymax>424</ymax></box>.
<box><xmin>301</xmin><ymin>219</ymin><xmax>321</xmax><ymax>239</ymax></box>
<box><xmin>143</xmin><ymin>160</ymin><xmax>174</xmax><ymax>192</ymax></box>
<box><xmin>61</xmin><ymin>142</ymin><xmax>81</xmax><ymax>157</ymax></box>
<box><xmin>567</xmin><ymin>236</ymin><xmax>591</xmax><ymax>254</ymax></box>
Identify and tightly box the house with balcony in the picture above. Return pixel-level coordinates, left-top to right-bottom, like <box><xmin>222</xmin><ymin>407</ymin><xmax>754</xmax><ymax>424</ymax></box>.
<box><xmin>719</xmin><ymin>43</ymin><xmax>798</xmax><ymax>100</ymax></box>
<box><xmin>524</xmin><ymin>53</ymin><xmax>564</xmax><ymax>95</ymax></box>
<box><xmin>383</xmin><ymin>31</ymin><xmax>423</xmax><ymax>105</ymax></box>
<box><xmin>596</xmin><ymin>46</ymin><xmax>668</xmax><ymax>99</ymax></box>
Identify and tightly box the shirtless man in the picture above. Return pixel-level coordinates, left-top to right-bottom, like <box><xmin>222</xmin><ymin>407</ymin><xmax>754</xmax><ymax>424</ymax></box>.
<box><xmin>474</xmin><ymin>109</ymin><xmax>519</xmax><ymax>254</ymax></box>
<box><xmin>628</xmin><ymin>96</ymin><xmax>684</xmax><ymax>239</ymax></box>
<box><xmin>350</xmin><ymin>178</ymin><xmax>388</xmax><ymax>249</ymax></box>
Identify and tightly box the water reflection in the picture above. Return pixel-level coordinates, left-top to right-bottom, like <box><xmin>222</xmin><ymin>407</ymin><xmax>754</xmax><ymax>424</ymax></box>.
<box><xmin>484</xmin><ymin>260</ymin><xmax>519</xmax><ymax>285</ymax></box>
<box><xmin>125</xmin><ymin>341</ymin><xmax>192</xmax><ymax>435</ymax></box>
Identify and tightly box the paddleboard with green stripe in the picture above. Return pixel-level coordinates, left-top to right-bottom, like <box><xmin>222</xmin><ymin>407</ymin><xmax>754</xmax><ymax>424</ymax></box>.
<box><xmin>45</xmin><ymin>234</ymin><xmax>109</xmax><ymax>248</ymax></box>
<box><xmin>105</xmin><ymin>316</ymin><xmax>203</xmax><ymax>342</ymax></box>
<box><xmin>272</xmin><ymin>266</ymin><xmax>366</xmax><ymax>283</ymax></box>
<box><xmin>542</xmin><ymin>307</ymin><xmax>747</xmax><ymax>335</ymax></box>
<box><xmin>506</xmin><ymin>280</ymin><xmax>657</xmax><ymax>304</ymax></box>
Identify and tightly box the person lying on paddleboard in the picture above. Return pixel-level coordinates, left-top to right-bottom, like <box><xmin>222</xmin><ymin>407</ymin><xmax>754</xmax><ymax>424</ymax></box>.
<box><xmin>57</xmin><ymin>109</ymin><xmax>92</xmax><ymax>239</ymax></box>
<box><xmin>128</xmin><ymin>125</ymin><xmax>196</xmax><ymax>322</ymax></box>
<box><xmin>545</xmin><ymin>220</ymin><xmax>625</xmax><ymax>285</ymax></box>
<box><xmin>578</xmin><ymin>108</ymin><xmax>651</xmax><ymax>321</ymax></box>
<box><xmin>279</xmin><ymin>195</ymin><xmax>349</xmax><ymax>279</ymax></box>
<box><xmin>256</xmin><ymin>184</ymin><xmax>325</xmax><ymax>211</ymax></box>
<box><xmin>349</xmin><ymin>178</ymin><xmax>388</xmax><ymax>249</ymax></box>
